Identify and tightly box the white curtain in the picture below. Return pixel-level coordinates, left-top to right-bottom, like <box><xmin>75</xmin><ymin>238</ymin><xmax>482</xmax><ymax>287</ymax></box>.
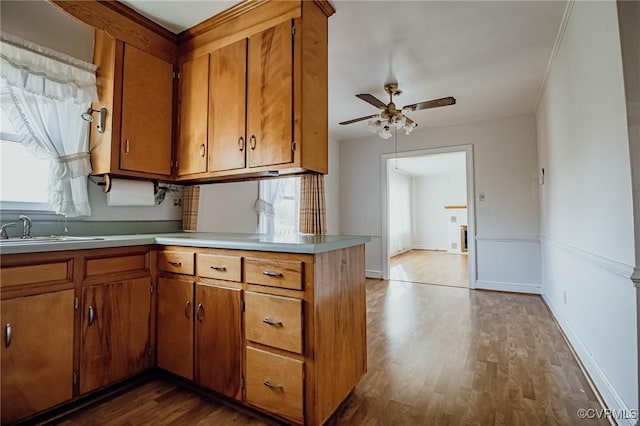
<box><xmin>0</xmin><ymin>32</ymin><xmax>97</xmax><ymax>217</ymax></box>
<box><xmin>254</xmin><ymin>179</ymin><xmax>286</xmax><ymax>234</ymax></box>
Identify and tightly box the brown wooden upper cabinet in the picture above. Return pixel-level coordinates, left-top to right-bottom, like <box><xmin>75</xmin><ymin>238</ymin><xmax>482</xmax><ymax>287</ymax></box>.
<box><xmin>177</xmin><ymin>1</ymin><xmax>331</xmax><ymax>181</ymax></box>
<box><xmin>90</xmin><ymin>31</ymin><xmax>174</xmax><ymax>179</ymax></box>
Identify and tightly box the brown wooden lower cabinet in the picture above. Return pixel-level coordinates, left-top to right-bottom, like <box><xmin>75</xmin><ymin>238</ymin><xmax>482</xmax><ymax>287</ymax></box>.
<box><xmin>80</xmin><ymin>277</ymin><xmax>152</xmax><ymax>394</ymax></box>
<box><xmin>157</xmin><ymin>277</ymin><xmax>195</xmax><ymax>380</ymax></box>
<box><xmin>195</xmin><ymin>284</ymin><xmax>243</xmax><ymax>399</ymax></box>
<box><xmin>246</xmin><ymin>346</ymin><xmax>304</xmax><ymax>424</ymax></box>
<box><xmin>1</xmin><ymin>290</ymin><xmax>75</xmax><ymax>424</ymax></box>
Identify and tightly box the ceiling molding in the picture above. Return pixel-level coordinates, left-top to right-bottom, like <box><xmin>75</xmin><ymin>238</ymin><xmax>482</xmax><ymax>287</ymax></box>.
<box><xmin>177</xmin><ymin>0</ymin><xmax>269</xmax><ymax>43</ymax></box>
<box><xmin>312</xmin><ymin>0</ymin><xmax>336</xmax><ymax>18</ymax></box>
<box><xmin>533</xmin><ymin>0</ymin><xmax>574</xmax><ymax>112</ymax></box>
<box><xmin>50</xmin><ymin>0</ymin><xmax>177</xmax><ymax>63</ymax></box>
<box><xmin>100</xmin><ymin>1</ymin><xmax>177</xmax><ymax>43</ymax></box>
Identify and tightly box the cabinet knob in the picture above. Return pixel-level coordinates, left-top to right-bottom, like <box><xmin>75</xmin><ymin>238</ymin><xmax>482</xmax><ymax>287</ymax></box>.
<box><xmin>185</xmin><ymin>300</ymin><xmax>191</xmax><ymax>319</ymax></box>
<box><xmin>5</xmin><ymin>323</ymin><xmax>11</xmax><ymax>347</ymax></box>
<box><xmin>238</xmin><ymin>136</ymin><xmax>244</xmax><ymax>152</ymax></box>
<box><xmin>88</xmin><ymin>306</ymin><xmax>95</xmax><ymax>325</ymax></box>
<box><xmin>199</xmin><ymin>144</ymin><xmax>206</xmax><ymax>157</ymax></box>
<box><xmin>249</xmin><ymin>135</ymin><xmax>256</xmax><ymax>150</ymax></box>
<box><xmin>196</xmin><ymin>303</ymin><xmax>204</xmax><ymax>322</ymax></box>
<box><xmin>263</xmin><ymin>380</ymin><xmax>283</xmax><ymax>390</ymax></box>
<box><xmin>262</xmin><ymin>318</ymin><xmax>283</xmax><ymax>327</ymax></box>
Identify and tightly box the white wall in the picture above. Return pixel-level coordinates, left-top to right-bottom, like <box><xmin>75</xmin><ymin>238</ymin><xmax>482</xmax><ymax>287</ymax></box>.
<box><xmin>388</xmin><ymin>168</ymin><xmax>412</xmax><ymax>255</ymax></box>
<box><xmin>412</xmin><ymin>171</ymin><xmax>467</xmax><ymax>251</ymax></box>
<box><xmin>536</xmin><ymin>1</ymin><xmax>638</xmax><ymax>420</ymax></box>
<box><xmin>1</xmin><ymin>0</ymin><xmax>181</xmax><ymax>223</ymax></box>
<box><xmin>340</xmin><ymin>113</ymin><xmax>541</xmax><ymax>289</ymax></box>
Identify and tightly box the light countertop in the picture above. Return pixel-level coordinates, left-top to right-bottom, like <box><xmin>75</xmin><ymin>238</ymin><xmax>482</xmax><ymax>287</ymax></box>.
<box><xmin>0</xmin><ymin>232</ymin><xmax>371</xmax><ymax>255</ymax></box>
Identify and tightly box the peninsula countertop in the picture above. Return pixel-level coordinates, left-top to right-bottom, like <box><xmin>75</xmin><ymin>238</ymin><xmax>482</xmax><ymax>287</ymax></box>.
<box><xmin>0</xmin><ymin>232</ymin><xmax>371</xmax><ymax>255</ymax></box>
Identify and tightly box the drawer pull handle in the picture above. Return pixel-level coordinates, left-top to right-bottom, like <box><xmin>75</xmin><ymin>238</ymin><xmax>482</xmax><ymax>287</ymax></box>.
<box><xmin>196</xmin><ymin>303</ymin><xmax>204</xmax><ymax>322</ymax></box>
<box><xmin>262</xmin><ymin>271</ymin><xmax>283</xmax><ymax>278</ymax></box>
<box><xmin>263</xmin><ymin>380</ymin><xmax>283</xmax><ymax>390</ymax></box>
<box><xmin>169</xmin><ymin>261</ymin><xmax>182</xmax><ymax>267</ymax></box>
<box><xmin>199</xmin><ymin>144</ymin><xmax>206</xmax><ymax>157</ymax></box>
<box><xmin>262</xmin><ymin>318</ymin><xmax>283</xmax><ymax>327</ymax></box>
<box><xmin>238</xmin><ymin>136</ymin><xmax>244</xmax><ymax>152</ymax></box>
<box><xmin>249</xmin><ymin>135</ymin><xmax>257</xmax><ymax>150</ymax></box>
<box><xmin>5</xmin><ymin>323</ymin><xmax>11</xmax><ymax>347</ymax></box>
<box><xmin>88</xmin><ymin>306</ymin><xmax>95</xmax><ymax>325</ymax></box>
<box><xmin>210</xmin><ymin>265</ymin><xmax>227</xmax><ymax>271</ymax></box>
<box><xmin>185</xmin><ymin>300</ymin><xmax>191</xmax><ymax>319</ymax></box>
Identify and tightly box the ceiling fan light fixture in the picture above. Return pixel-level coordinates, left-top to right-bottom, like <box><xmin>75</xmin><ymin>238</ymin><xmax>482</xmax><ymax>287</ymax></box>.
<box><xmin>380</xmin><ymin>125</ymin><xmax>393</xmax><ymax>140</ymax></box>
<box><xmin>368</xmin><ymin>118</ymin><xmax>381</xmax><ymax>133</ymax></box>
<box><xmin>404</xmin><ymin>121</ymin><xmax>417</xmax><ymax>136</ymax></box>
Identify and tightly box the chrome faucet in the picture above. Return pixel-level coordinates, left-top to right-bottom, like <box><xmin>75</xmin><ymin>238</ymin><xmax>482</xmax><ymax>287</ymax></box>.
<box><xmin>18</xmin><ymin>215</ymin><xmax>32</xmax><ymax>239</ymax></box>
<box><xmin>0</xmin><ymin>222</ymin><xmax>16</xmax><ymax>239</ymax></box>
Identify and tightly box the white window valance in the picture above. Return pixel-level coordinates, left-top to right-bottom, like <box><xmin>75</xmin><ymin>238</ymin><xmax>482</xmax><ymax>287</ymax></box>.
<box><xmin>0</xmin><ymin>32</ymin><xmax>98</xmax><ymax>217</ymax></box>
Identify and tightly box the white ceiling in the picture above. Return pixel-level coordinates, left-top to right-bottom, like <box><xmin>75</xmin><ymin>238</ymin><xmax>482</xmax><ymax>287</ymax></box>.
<box><xmin>121</xmin><ymin>0</ymin><xmax>567</xmax><ymax>141</ymax></box>
<box><xmin>394</xmin><ymin>152</ymin><xmax>466</xmax><ymax>177</ymax></box>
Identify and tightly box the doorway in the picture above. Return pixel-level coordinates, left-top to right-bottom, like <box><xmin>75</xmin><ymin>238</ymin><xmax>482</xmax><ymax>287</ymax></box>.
<box><xmin>381</xmin><ymin>146</ymin><xmax>476</xmax><ymax>288</ymax></box>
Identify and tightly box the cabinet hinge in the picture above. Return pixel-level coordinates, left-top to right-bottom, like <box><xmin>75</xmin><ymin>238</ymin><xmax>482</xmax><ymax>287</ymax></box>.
<box><xmin>240</xmin><ymin>376</ymin><xmax>244</xmax><ymax>389</ymax></box>
<box><xmin>173</xmin><ymin>71</ymin><xmax>180</xmax><ymax>79</ymax></box>
<box><xmin>148</xmin><ymin>346</ymin><xmax>153</xmax><ymax>357</ymax></box>
<box><xmin>291</xmin><ymin>141</ymin><xmax>296</xmax><ymax>152</ymax></box>
<box><xmin>74</xmin><ymin>297</ymin><xmax>79</xmax><ymax>310</ymax></box>
<box><xmin>150</xmin><ymin>283</ymin><xmax>153</xmax><ymax>294</ymax></box>
<box><xmin>241</xmin><ymin>300</ymin><xmax>245</xmax><ymax>312</ymax></box>
<box><xmin>292</xmin><ymin>23</ymin><xmax>295</xmax><ymax>36</ymax></box>
<box><xmin>72</xmin><ymin>371</ymin><xmax>77</xmax><ymax>385</ymax></box>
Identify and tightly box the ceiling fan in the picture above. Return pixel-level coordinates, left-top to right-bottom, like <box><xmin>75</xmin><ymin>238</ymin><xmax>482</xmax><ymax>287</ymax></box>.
<box><xmin>339</xmin><ymin>81</ymin><xmax>456</xmax><ymax>139</ymax></box>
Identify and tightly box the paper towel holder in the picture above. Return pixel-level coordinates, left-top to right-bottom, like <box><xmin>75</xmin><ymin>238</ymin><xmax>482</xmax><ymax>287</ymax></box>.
<box><xmin>81</xmin><ymin>107</ymin><xmax>107</xmax><ymax>133</ymax></box>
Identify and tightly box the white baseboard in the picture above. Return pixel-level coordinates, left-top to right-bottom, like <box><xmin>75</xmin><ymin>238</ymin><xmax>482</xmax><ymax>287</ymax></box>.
<box><xmin>411</xmin><ymin>244</ymin><xmax>444</xmax><ymax>251</ymax></box>
<box><xmin>366</xmin><ymin>270</ymin><xmax>383</xmax><ymax>279</ymax></box>
<box><xmin>475</xmin><ymin>280</ymin><xmax>542</xmax><ymax>294</ymax></box>
<box><xmin>541</xmin><ymin>290</ymin><xmax>637</xmax><ymax>426</ymax></box>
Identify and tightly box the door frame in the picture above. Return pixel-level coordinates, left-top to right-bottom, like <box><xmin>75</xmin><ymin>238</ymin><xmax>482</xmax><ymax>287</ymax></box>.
<box><xmin>380</xmin><ymin>144</ymin><xmax>477</xmax><ymax>288</ymax></box>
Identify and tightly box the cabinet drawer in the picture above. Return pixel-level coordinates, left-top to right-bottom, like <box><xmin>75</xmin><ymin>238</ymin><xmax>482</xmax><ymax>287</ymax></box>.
<box><xmin>246</xmin><ymin>347</ymin><xmax>303</xmax><ymax>424</ymax></box>
<box><xmin>1</xmin><ymin>261</ymin><xmax>72</xmax><ymax>289</ymax></box>
<box><xmin>245</xmin><ymin>292</ymin><xmax>302</xmax><ymax>354</ymax></box>
<box><xmin>85</xmin><ymin>253</ymin><xmax>148</xmax><ymax>277</ymax></box>
<box><xmin>245</xmin><ymin>258</ymin><xmax>302</xmax><ymax>290</ymax></box>
<box><xmin>196</xmin><ymin>254</ymin><xmax>241</xmax><ymax>282</ymax></box>
<box><xmin>158</xmin><ymin>251</ymin><xmax>194</xmax><ymax>275</ymax></box>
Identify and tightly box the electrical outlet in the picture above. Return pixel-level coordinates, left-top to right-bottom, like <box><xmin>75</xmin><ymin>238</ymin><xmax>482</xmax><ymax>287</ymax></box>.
<box><xmin>479</xmin><ymin>193</ymin><xmax>485</xmax><ymax>201</ymax></box>
<box><xmin>173</xmin><ymin>197</ymin><xmax>182</xmax><ymax>207</ymax></box>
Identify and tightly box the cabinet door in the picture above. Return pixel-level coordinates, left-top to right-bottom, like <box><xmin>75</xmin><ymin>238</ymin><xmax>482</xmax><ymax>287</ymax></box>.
<box><xmin>157</xmin><ymin>278</ymin><xmax>194</xmax><ymax>380</ymax></box>
<box><xmin>120</xmin><ymin>44</ymin><xmax>173</xmax><ymax>176</ymax></box>
<box><xmin>1</xmin><ymin>290</ymin><xmax>74</xmax><ymax>424</ymax></box>
<box><xmin>247</xmin><ymin>21</ymin><xmax>293</xmax><ymax>168</ymax></box>
<box><xmin>178</xmin><ymin>55</ymin><xmax>209</xmax><ymax>177</ymax></box>
<box><xmin>209</xmin><ymin>39</ymin><xmax>247</xmax><ymax>172</ymax></box>
<box><xmin>80</xmin><ymin>278</ymin><xmax>151</xmax><ymax>394</ymax></box>
<box><xmin>195</xmin><ymin>284</ymin><xmax>242</xmax><ymax>399</ymax></box>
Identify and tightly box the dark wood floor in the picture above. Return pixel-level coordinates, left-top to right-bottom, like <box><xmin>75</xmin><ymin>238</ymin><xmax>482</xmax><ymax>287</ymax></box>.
<box><xmin>390</xmin><ymin>250</ymin><xmax>468</xmax><ymax>288</ymax></box>
<box><xmin>58</xmin><ymin>280</ymin><xmax>607</xmax><ymax>425</ymax></box>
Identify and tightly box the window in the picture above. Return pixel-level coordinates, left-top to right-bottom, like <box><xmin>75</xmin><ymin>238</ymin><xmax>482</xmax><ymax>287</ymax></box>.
<box><xmin>273</xmin><ymin>177</ymin><xmax>300</xmax><ymax>234</ymax></box>
<box><xmin>0</xmin><ymin>113</ymin><xmax>53</xmax><ymax>211</ymax></box>
<box><xmin>256</xmin><ymin>177</ymin><xmax>300</xmax><ymax>234</ymax></box>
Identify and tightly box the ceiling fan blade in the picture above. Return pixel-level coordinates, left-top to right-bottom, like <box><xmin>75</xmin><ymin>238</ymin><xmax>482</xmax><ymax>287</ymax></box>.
<box><xmin>356</xmin><ymin>94</ymin><xmax>387</xmax><ymax>109</ymax></box>
<box><xmin>405</xmin><ymin>116</ymin><xmax>415</xmax><ymax>126</ymax></box>
<box><xmin>403</xmin><ymin>96</ymin><xmax>456</xmax><ymax>112</ymax></box>
<box><xmin>339</xmin><ymin>114</ymin><xmax>379</xmax><ymax>125</ymax></box>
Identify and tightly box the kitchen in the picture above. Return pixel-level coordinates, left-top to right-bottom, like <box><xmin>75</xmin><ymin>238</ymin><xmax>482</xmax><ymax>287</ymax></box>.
<box><xmin>1</xmin><ymin>0</ymin><xmax>639</xmax><ymax>425</ymax></box>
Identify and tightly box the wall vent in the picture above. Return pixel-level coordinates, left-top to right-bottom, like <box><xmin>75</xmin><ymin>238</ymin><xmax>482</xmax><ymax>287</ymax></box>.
<box><xmin>450</xmin><ymin>216</ymin><xmax>457</xmax><ymax>223</ymax></box>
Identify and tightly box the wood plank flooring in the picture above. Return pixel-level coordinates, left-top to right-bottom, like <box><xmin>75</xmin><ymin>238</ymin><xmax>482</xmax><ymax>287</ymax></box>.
<box><xmin>57</xmin><ymin>280</ymin><xmax>607</xmax><ymax>426</ymax></box>
<box><xmin>391</xmin><ymin>249</ymin><xmax>468</xmax><ymax>288</ymax></box>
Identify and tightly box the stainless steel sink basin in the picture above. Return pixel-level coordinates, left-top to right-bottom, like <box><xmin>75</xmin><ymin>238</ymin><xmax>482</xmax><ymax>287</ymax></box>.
<box><xmin>1</xmin><ymin>236</ymin><xmax>105</xmax><ymax>244</ymax></box>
